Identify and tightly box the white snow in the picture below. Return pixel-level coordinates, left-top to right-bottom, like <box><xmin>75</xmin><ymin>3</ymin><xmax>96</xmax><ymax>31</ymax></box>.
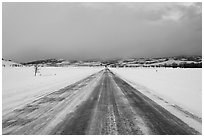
<box><xmin>110</xmin><ymin>67</ymin><xmax>202</xmax><ymax>117</ymax></box>
<box><xmin>2</xmin><ymin>66</ymin><xmax>103</xmax><ymax>116</ymax></box>
<box><xmin>151</xmin><ymin>59</ymin><xmax>199</xmax><ymax>66</ymax></box>
<box><xmin>2</xmin><ymin>60</ymin><xmax>23</xmax><ymax>67</ymax></box>
<box><xmin>110</xmin><ymin>67</ymin><xmax>202</xmax><ymax>133</ymax></box>
<box><xmin>2</xmin><ymin>66</ymin><xmax>202</xmax><ymax>133</ymax></box>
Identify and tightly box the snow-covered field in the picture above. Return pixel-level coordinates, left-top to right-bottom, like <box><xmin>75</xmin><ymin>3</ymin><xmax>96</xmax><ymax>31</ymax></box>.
<box><xmin>110</xmin><ymin>68</ymin><xmax>202</xmax><ymax>117</ymax></box>
<box><xmin>2</xmin><ymin>66</ymin><xmax>202</xmax><ymax>133</ymax></box>
<box><xmin>3</xmin><ymin>67</ymin><xmax>201</xmax><ymax>117</ymax></box>
<box><xmin>2</xmin><ymin>66</ymin><xmax>103</xmax><ymax>115</ymax></box>
<box><xmin>110</xmin><ymin>67</ymin><xmax>202</xmax><ymax>132</ymax></box>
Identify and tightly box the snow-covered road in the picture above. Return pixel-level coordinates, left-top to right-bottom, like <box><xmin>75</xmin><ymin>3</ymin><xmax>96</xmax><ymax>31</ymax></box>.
<box><xmin>2</xmin><ymin>67</ymin><xmax>202</xmax><ymax>134</ymax></box>
<box><xmin>2</xmin><ymin>68</ymin><xmax>201</xmax><ymax>135</ymax></box>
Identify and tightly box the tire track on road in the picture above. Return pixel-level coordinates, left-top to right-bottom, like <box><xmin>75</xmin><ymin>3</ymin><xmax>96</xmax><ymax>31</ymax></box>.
<box><xmin>52</xmin><ymin>71</ymin><xmax>105</xmax><ymax>135</ymax></box>
<box><xmin>53</xmin><ymin>68</ymin><xmax>200</xmax><ymax>135</ymax></box>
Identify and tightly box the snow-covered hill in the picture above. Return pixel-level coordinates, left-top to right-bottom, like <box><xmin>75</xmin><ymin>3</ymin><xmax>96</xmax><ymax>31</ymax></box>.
<box><xmin>2</xmin><ymin>59</ymin><xmax>23</xmax><ymax>67</ymax></box>
<box><xmin>22</xmin><ymin>58</ymin><xmax>102</xmax><ymax>67</ymax></box>
<box><xmin>18</xmin><ymin>55</ymin><xmax>202</xmax><ymax>68</ymax></box>
<box><xmin>108</xmin><ymin>56</ymin><xmax>202</xmax><ymax>68</ymax></box>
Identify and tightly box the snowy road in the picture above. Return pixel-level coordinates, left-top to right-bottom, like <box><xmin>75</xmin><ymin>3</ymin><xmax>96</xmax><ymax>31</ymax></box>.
<box><xmin>2</xmin><ymin>69</ymin><xmax>200</xmax><ymax>135</ymax></box>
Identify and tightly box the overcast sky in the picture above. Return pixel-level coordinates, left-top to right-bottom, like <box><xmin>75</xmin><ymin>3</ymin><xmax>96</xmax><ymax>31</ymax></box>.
<box><xmin>3</xmin><ymin>2</ymin><xmax>202</xmax><ymax>62</ymax></box>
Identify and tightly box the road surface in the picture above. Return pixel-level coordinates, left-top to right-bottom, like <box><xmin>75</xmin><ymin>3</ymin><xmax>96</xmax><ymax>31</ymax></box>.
<box><xmin>2</xmin><ymin>69</ymin><xmax>200</xmax><ymax>135</ymax></box>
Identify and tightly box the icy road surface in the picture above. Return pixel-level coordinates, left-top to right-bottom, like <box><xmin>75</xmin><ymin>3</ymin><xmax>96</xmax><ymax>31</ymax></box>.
<box><xmin>2</xmin><ymin>68</ymin><xmax>201</xmax><ymax>135</ymax></box>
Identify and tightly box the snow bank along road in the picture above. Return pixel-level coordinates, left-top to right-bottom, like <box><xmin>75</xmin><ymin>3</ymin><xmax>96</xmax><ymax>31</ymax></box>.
<box><xmin>2</xmin><ymin>69</ymin><xmax>200</xmax><ymax>135</ymax></box>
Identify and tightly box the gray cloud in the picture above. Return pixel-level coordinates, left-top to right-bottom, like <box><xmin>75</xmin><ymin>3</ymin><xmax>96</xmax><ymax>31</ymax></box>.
<box><xmin>2</xmin><ymin>2</ymin><xmax>202</xmax><ymax>62</ymax></box>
